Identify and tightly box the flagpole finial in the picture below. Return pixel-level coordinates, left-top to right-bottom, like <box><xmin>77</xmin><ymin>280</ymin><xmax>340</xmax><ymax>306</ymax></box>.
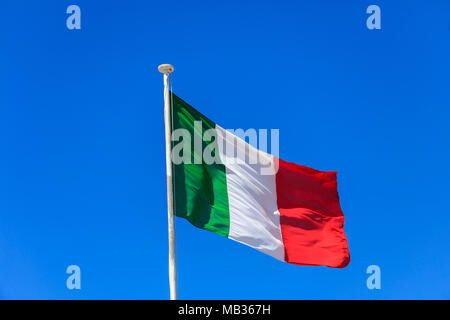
<box><xmin>158</xmin><ymin>64</ymin><xmax>174</xmax><ymax>74</ymax></box>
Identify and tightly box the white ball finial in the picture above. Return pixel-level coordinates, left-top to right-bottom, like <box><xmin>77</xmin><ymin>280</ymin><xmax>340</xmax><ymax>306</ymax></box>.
<box><xmin>158</xmin><ymin>64</ymin><xmax>174</xmax><ymax>74</ymax></box>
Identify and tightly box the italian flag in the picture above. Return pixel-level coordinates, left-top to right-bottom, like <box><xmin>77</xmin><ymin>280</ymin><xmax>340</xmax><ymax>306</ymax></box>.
<box><xmin>171</xmin><ymin>93</ymin><xmax>350</xmax><ymax>268</ymax></box>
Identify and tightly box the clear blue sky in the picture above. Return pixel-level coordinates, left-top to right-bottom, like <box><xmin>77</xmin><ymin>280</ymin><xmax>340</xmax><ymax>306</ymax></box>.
<box><xmin>1</xmin><ymin>0</ymin><xmax>449</xmax><ymax>299</ymax></box>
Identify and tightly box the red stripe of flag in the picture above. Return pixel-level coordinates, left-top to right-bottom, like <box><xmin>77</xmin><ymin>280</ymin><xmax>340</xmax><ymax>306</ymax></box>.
<box><xmin>275</xmin><ymin>158</ymin><xmax>350</xmax><ymax>268</ymax></box>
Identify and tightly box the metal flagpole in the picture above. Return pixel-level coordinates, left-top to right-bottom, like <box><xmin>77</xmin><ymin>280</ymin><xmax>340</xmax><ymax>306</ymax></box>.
<box><xmin>158</xmin><ymin>63</ymin><xmax>177</xmax><ymax>300</ymax></box>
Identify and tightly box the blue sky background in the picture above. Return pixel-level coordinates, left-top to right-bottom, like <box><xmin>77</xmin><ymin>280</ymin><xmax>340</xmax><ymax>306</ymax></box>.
<box><xmin>1</xmin><ymin>0</ymin><xmax>449</xmax><ymax>299</ymax></box>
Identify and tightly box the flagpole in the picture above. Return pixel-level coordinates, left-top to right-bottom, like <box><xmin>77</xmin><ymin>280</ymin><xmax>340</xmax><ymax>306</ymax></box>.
<box><xmin>158</xmin><ymin>63</ymin><xmax>177</xmax><ymax>300</ymax></box>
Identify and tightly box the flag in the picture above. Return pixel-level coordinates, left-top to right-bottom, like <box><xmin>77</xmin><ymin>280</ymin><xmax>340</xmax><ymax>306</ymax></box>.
<box><xmin>170</xmin><ymin>93</ymin><xmax>350</xmax><ymax>268</ymax></box>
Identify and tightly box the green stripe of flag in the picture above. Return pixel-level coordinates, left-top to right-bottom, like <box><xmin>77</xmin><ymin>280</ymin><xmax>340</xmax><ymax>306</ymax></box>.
<box><xmin>170</xmin><ymin>93</ymin><xmax>230</xmax><ymax>237</ymax></box>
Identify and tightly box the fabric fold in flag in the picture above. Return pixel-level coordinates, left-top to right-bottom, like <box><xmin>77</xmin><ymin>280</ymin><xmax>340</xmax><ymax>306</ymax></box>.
<box><xmin>170</xmin><ymin>92</ymin><xmax>350</xmax><ymax>268</ymax></box>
